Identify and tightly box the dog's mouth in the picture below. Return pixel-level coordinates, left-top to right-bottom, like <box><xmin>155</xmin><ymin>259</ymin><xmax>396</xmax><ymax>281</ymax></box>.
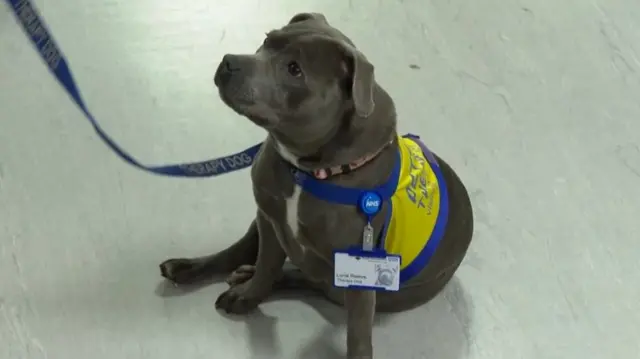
<box><xmin>246</xmin><ymin>115</ymin><xmax>271</xmax><ymax>127</ymax></box>
<box><xmin>217</xmin><ymin>90</ymin><xmax>273</xmax><ymax>129</ymax></box>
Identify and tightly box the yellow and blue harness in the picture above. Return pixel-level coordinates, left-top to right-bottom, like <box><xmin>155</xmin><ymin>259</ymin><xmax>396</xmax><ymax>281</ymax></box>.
<box><xmin>290</xmin><ymin>134</ymin><xmax>450</xmax><ymax>284</ymax></box>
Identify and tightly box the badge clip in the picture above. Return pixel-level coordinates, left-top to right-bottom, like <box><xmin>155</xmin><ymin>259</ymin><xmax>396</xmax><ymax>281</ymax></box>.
<box><xmin>358</xmin><ymin>191</ymin><xmax>382</xmax><ymax>252</ymax></box>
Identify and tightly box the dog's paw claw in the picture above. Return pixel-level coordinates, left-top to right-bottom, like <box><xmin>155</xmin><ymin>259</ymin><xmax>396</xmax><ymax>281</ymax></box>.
<box><xmin>214</xmin><ymin>281</ymin><xmax>262</xmax><ymax>314</ymax></box>
<box><xmin>159</xmin><ymin>258</ymin><xmax>202</xmax><ymax>284</ymax></box>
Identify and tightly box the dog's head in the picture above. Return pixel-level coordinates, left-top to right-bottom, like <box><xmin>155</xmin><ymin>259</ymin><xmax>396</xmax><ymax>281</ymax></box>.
<box><xmin>214</xmin><ymin>13</ymin><xmax>376</xmax><ymax>157</ymax></box>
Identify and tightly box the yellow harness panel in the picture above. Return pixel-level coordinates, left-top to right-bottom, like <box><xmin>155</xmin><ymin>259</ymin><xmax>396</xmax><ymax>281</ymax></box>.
<box><xmin>383</xmin><ymin>137</ymin><xmax>442</xmax><ymax>276</ymax></box>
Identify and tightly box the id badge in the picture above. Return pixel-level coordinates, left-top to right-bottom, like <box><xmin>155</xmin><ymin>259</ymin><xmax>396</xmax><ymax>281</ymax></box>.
<box><xmin>333</xmin><ymin>248</ymin><xmax>401</xmax><ymax>292</ymax></box>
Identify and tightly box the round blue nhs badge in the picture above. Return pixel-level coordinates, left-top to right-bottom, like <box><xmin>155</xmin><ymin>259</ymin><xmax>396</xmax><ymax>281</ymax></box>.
<box><xmin>359</xmin><ymin>192</ymin><xmax>382</xmax><ymax>216</ymax></box>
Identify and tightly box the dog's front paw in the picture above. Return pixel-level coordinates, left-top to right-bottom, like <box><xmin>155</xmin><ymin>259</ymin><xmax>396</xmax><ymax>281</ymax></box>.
<box><xmin>225</xmin><ymin>264</ymin><xmax>256</xmax><ymax>286</ymax></box>
<box><xmin>160</xmin><ymin>258</ymin><xmax>206</xmax><ymax>284</ymax></box>
<box><xmin>215</xmin><ymin>279</ymin><xmax>266</xmax><ymax>314</ymax></box>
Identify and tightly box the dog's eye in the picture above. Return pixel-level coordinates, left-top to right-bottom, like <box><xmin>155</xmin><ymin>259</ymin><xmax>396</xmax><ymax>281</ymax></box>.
<box><xmin>287</xmin><ymin>61</ymin><xmax>303</xmax><ymax>77</ymax></box>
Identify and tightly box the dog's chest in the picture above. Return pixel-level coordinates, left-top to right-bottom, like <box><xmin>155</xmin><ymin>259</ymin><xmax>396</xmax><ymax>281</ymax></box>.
<box><xmin>258</xmin><ymin>182</ymin><xmax>334</xmax><ymax>262</ymax></box>
<box><xmin>284</xmin><ymin>184</ymin><xmax>303</xmax><ymax>241</ymax></box>
<box><xmin>251</xmin><ymin>145</ymin><xmax>333</xmax><ymax>260</ymax></box>
<box><xmin>281</xmin><ymin>184</ymin><xmax>353</xmax><ymax>267</ymax></box>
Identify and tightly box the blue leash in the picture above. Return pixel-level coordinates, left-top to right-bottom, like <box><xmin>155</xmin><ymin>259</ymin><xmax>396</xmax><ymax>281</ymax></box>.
<box><xmin>4</xmin><ymin>0</ymin><xmax>262</xmax><ymax>178</ymax></box>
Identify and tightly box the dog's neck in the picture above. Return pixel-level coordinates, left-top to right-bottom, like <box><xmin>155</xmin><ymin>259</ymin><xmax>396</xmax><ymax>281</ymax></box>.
<box><xmin>272</xmin><ymin>85</ymin><xmax>398</xmax><ymax>179</ymax></box>
<box><xmin>308</xmin><ymin>139</ymin><xmax>394</xmax><ymax>179</ymax></box>
<box><xmin>276</xmin><ymin>137</ymin><xmax>395</xmax><ymax>180</ymax></box>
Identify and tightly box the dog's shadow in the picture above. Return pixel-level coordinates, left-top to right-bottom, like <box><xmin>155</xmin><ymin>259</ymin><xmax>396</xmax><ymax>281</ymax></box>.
<box><xmin>156</xmin><ymin>275</ymin><xmax>472</xmax><ymax>359</ymax></box>
<box><xmin>290</xmin><ymin>277</ymin><xmax>472</xmax><ymax>359</ymax></box>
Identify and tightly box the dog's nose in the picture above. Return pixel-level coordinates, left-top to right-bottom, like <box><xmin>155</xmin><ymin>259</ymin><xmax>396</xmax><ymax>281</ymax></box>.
<box><xmin>214</xmin><ymin>54</ymin><xmax>241</xmax><ymax>87</ymax></box>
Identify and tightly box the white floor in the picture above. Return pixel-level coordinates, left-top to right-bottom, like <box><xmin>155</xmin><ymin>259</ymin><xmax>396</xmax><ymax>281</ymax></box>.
<box><xmin>1</xmin><ymin>0</ymin><xmax>639</xmax><ymax>358</ymax></box>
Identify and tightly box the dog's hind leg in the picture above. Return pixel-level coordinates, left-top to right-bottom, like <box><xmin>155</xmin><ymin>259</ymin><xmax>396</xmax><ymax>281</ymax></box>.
<box><xmin>159</xmin><ymin>219</ymin><xmax>259</xmax><ymax>284</ymax></box>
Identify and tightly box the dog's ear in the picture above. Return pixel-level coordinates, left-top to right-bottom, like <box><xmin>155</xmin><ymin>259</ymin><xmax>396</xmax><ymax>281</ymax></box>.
<box><xmin>288</xmin><ymin>12</ymin><xmax>328</xmax><ymax>25</ymax></box>
<box><xmin>342</xmin><ymin>45</ymin><xmax>375</xmax><ymax>118</ymax></box>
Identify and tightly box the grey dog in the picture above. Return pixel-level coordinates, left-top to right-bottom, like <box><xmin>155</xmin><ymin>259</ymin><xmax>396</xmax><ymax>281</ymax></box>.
<box><xmin>159</xmin><ymin>12</ymin><xmax>474</xmax><ymax>358</ymax></box>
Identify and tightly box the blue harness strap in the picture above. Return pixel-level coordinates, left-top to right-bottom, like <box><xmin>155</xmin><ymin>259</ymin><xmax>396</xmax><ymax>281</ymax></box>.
<box><xmin>5</xmin><ymin>0</ymin><xmax>263</xmax><ymax>178</ymax></box>
<box><xmin>290</xmin><ymin>145</ymin><xmax>401</xmax><ymax>251</ymax></box>
<box><xmin>289</xmin><ymin>148</ymin><xmax>401</xmax><ymax>206</ymax></box>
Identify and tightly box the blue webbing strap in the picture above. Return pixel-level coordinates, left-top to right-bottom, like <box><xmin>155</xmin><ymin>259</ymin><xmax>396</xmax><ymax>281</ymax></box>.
<box><xmin>4</xmin><ymin>0</ymin><xmax>262</xmax><ymax>178</ymax></box>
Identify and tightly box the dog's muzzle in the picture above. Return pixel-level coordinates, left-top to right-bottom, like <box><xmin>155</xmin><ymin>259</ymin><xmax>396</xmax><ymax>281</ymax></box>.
<box><xmin>214</xmin><ymin>54</ymin><xmax>243</xmax><ymax>87</ymax></box>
